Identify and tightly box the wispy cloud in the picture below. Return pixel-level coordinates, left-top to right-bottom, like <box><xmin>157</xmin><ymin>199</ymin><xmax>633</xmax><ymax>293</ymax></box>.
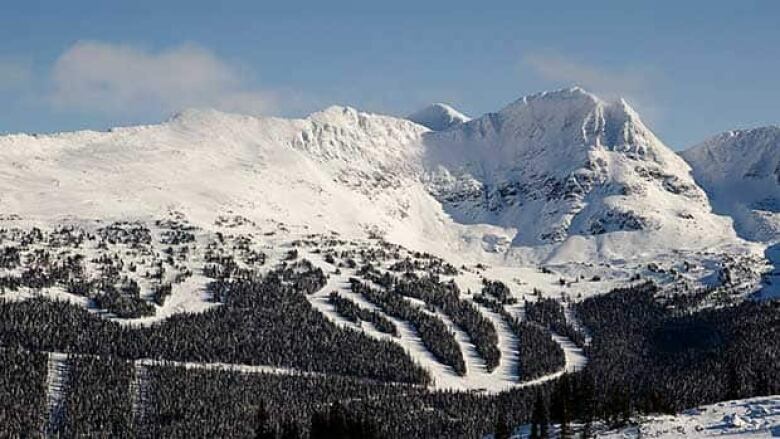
<box><xmin>49</xmin><ymin>41</ymin><xmax>274</xmax><ymax>117</ymax></box>
<box><xmin>524</xmin><ymin>51</ymin><xmax>662</xmax><ymax>125</ymax></box>
<box><xmin>524</xmin><ymin>52</ymin><xmax>654</xmax><ymax>100</ymax></box>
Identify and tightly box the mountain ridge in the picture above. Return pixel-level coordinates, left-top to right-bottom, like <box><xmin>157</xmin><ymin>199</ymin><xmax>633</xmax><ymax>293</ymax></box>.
<box><xmin>0</xmin><ymin>87</ymin><xmax>757</xmax><ymax>267</ymax></box>
<box><xmin>681</xmin><ymin>126</ymin><xmax>780</xmax><ymax>242</ymax></box>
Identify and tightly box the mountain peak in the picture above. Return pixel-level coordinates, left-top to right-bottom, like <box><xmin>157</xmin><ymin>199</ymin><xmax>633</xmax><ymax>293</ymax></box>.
<box><xmin>421</xmin><ymin>86</ymin><xmax>716</xmax><ymax>246</ymax></box>
<box><xmin>682</xmin><ymin>125</ymin><xmax>780</xmax><ymax>242</ymax></box>
<box><xmin>691</xmin><ymin>125</ymin><xmax>780</xmax><ymax>166</ymax></box>
<box><xmin>315</xmin><ymin>104</ymin><xmax>359</xmax><ymax>116</ymax></box>
<box><xmin>407</xmin><ymin>103</ymin><xmax>470</xmax><ymax>131</ymax></box>
<box><xmin>533</xmin><ymin>85</ymin><xmax>598</xmax><ymax>100</ymax></box>
<box><xmin>500</xmin><ymin>87</ymin><xmax>649</xmax><ymax>122</ymax></box>
<box><xmin>464</xmin><ymin>87</ymin><xmax>668</xmax><ymax>165</ymax></box>
<box><xmin>505</xmin><ymin>86</ymin><xmax>601</xmax><ymax>109</ymax></box>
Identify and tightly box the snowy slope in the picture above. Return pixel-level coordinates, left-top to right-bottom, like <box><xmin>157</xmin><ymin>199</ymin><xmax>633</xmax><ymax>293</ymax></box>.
<box><xmin>0</xmin><ymin>107</ymin><xmax>423</xmax><ymax>238</ymax></box>
<box><xmin>0</xmin><ymin>88</ymin><xmax>752</xmax><ymax>268</ymax></box>
<box><xmin>407</xmin><ymin>103</ymin><xmax>471</xmax><ymax>131</ymax></box>
<box><xmin>0</xmin><ymin>105</ymin><xmax>481</xmax><ymax>267</ymax></box>
<box><xmin>682</xmin><ymin>126</ymin><xmax>780</xmax><ymax>243</ymax></box>
<box><xmin>504</xmin><ymin>395</ymin><xmax>780</xmax><ymax>438</ymax></box>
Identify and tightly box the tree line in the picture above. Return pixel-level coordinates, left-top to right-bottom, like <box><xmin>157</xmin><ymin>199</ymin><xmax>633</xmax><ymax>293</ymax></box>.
<box><xmin>0</xmin><ymin>259</ymin><xmax>429</xmax><ymax>385</ymax></box>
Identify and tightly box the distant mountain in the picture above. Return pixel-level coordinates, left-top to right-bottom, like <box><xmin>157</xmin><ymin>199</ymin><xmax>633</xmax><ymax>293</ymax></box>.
<box><xmin>682</xmin><ymin>126</ymin><xmax>780</xmax><ymax>242</ymax></box>
<box><xmin>407</xmin><ymin>103</ymin><xmax>470</xmax><ymax>131</ymax></box>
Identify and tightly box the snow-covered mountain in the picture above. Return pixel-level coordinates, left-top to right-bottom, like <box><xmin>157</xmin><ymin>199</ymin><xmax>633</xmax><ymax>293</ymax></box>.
<box><xmin>0</xmin><ymin>88</ymin><xmax>749</xmax><ymax>266</ymax></box>
<box><xmin>407</xmin><ymin>103</ymin><xmax>471</xmax><ymax>131</ymax></box>
<box><xmin>681</xmin><ymin>126</ymin><xmax>780</xmax><ymax>242</ymax></box>
<box><xmin>421</xmin><ymin>87</ymin><xmax>738</xmax><ymax>258</ymax></box>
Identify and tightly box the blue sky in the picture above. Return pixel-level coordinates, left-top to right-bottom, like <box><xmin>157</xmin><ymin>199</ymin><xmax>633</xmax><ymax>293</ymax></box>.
<box><xmin>1</xmin><ymin>0</ymin><xmax>778</xmax><ymax>148</ymax></box>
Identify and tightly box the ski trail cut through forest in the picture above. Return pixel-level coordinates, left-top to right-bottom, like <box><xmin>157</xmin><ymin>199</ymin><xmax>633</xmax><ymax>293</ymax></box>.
<box><xmin>130</xmin><ymin>362</ymin><xmax>148</xmax><ymax>430</ymax></box>
<box><xmin>303</xmin><ymin>255</ymin><xmax>589</xmax><ymax>392</ymax></box>
<box><xmin>45</xmin><ymin>352</ymin><xmax>69</xmax><ymax>436</ymax></box>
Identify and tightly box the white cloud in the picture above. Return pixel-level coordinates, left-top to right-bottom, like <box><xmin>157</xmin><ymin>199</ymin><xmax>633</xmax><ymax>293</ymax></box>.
<box><xmin>50</xmin><ymin>41</ymin><xmax>273</xmax><ymax>116</ymax></box>
<box><xmin>524</xmin><ymin>52</ymin><xmax>652</xmax><ymax>100</ymax></box>
<box><xmin>524</xmin><ymin>51</ymin><xmax>663</xmax><ymax>126</ymax></box>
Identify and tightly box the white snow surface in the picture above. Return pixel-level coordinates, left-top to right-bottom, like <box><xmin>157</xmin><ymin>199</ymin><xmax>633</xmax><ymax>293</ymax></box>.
<box><xmin>597</xmin><ymin>395</ymin><xmax>780</xmax><ymax>438</ymax></box>
<box><xmin>503</xmin><ymin>395</ymin><xmax>780</xmax><ymax>438</ymax></box>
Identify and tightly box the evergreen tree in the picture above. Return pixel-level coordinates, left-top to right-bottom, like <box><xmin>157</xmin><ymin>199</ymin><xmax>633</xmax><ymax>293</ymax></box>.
<box><xmin>349</xmin><ymin>415</ymin><xmax>379</xmax><ymax>439</ymax></box>
<box><xmin>494</xmin><ymin>412</ymin><xmax>512</xmax><ymax>439</ymax></box>
<box><xmin>577</xmin><ymin>372</ymin><xmax>596</xmax><ymax>439</ymax></box>
<box><xmin>553</xmin><ymin>374</ymin><xmax>571</xmax><ymax>439</ymax></box>
<box><xmin>280</xmin><ymin>421</ymin><xmax>300</xmax><ymax>439</ymax></box>
<box><xmin>580</xmin><ymin>418</ymin><xmax>593</xmax><ymax>439</ymax></box>
<box><xmin>726</xmin><ymin>360</ymin><xmax>741</xmax><ymax>401</ymax></box>
<box><xmin>328</xmin><ymin>402</ymin><xmax>349</xmax><ymax>438</ymax></box>
<box><xmin>531</xmin><ymin>394</ymin><xmax>549</xmax><ymax>439</ymax></box>
<box><xmin>540</xmin><ymin>399</ymin><xmax>550</xmax><ymax>439</ymax></box>
<box><xmin>254</xmin><ymin>401</ymin><xmax>275</xmax><ymax>439</ymax></box>
<box><xmin>310</xmin><ymin>411</ymin><xmax>330</xmax><ymax>439</ymax></box>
